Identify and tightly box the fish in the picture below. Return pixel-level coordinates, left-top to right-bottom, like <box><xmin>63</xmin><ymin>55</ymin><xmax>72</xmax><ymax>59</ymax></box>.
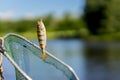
<box><xmin>0</xmin><ymin>37</ymin><xmax>5</xmax><ymax>54</ymax></box>
<box><xmin>37</xmin><ymin>19</ymin><xmax>48</xmax><ymax>60</ymax></box>
<box><xmin>0</xmin><ymin>37</ymin><xmax>4</xmax><ymax>79</ymax></box>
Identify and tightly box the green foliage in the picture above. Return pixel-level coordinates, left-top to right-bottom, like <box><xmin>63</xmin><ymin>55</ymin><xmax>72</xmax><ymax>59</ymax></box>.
<box><xmin>15</xmin><ymin>19</ymin><xmax>36</xmax><ymax>32</ymax></box>
<box><xmin>104</xmin><ymin>0</ymin><xmax>120</xmax><ymax>33</ymax></box>
<box><xmin>84</xmin><ymin>0</ymin><xmax>107</xmax><ymax>35</ymax></box>
<box><xmin>0</xmin><ymin>19</ymin><xmax>36</xmax><ymax>32</ymax></box>
<box><xmin>84</xmin><ymin>0</ymin><xmax>120</xmax><ymax>40</ymax></box>
<box><xmin>0</xmin><ymin>14</ymin><xmax>85</xmax><ymax>39</ymax></box>
<box><xmin>56</xmin><ymin>13</ymin><xmax>85</xmax><ymax>31</ymax></box>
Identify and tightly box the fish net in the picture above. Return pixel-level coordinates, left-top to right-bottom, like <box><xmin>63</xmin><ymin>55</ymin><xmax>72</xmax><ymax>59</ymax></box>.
<box><xmin>3</xmin><ymin>33</ymin><xmax>79</xmax><ymax>80</ymax></box>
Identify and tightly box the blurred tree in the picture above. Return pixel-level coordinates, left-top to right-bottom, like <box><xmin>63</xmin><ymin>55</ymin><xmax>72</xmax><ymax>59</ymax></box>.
<box><xmin>43</xmin><ymin>14</ymin><xmax>56</xmax><ymax>31</ymax></box>
<box><xmin>104</xmin><ymin>0</ymin><xmax>120</xmax><ymax>33</ymax></box>
<box><xmin>15</xmin><ymin>19</ymin><xmax>36</xmax><ymax>32</ymax></box>
<box><xmin>56</xmin><ymin>13</ymin><xmax>83</xmax><ymax>31</ymax></box>
<box><xmin>43</xmin><ymin>14</ymin><xmax>54</xmax><ymax>27</ymax></box>
<box><xmin>83</xmin><ymin>0</ymin><xmax>107</xmax><ymax>35</ymax></box>
<box><xmin>84</xmin><ymin>0</ymin><xmax>120</xmax><ymax>35</ymax></box>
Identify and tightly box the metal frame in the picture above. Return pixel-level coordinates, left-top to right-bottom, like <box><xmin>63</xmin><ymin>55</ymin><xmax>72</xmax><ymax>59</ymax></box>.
<box><xmin>3</xmin><ymin>33</ymin><xmax>80</xmax><ymax>80</ymax></box>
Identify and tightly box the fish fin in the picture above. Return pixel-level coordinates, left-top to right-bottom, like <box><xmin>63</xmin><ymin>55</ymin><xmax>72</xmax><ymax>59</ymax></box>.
<box><xmin>42</xmin><ymin>53</ymin><xmax>48</xmax><ymax>60</ymax></box>
<box><xmin>45</xmin><ymin>45</ymin><xmax>47</xmax><ymax>48</ymax></box>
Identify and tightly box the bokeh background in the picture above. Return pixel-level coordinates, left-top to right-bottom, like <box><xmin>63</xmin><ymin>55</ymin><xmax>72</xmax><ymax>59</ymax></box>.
<box><xmin>0</xmin><ymin>0</ymin><xmax>85</xmax><ymax>39</ymax></box>
<box><xmin>1</xmin><ymin>0</ymin><xmax>120</xmax><ymax>80</ymax></box>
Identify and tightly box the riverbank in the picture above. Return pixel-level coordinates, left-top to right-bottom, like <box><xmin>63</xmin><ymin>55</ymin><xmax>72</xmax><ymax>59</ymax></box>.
<box><xmin>84</xmin><ymin>32</ymin><xmax>120</xmax><ymax>42</ymax></box>
<box><xmin>0</xmin><ymin>30</ymin><xmax>83</xmax><ymax>39</ymax></box>
<box><xmin>1</xmin><ymin>30</ymin><xmax>120</xmax><ymax>41</ymax></box>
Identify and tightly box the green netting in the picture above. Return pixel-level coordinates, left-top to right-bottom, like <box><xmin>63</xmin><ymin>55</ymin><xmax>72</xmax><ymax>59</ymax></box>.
<box><xmin>3</xmin><ymin>33</ymin><xmax>79</xmax><ymax>80</ymax></box>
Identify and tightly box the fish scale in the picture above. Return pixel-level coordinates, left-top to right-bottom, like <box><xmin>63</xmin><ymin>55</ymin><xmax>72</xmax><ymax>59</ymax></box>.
<box><xmin>37</xmin><ymin>19</ymin><xmax>47</xmax><ymax>60</ymax></box>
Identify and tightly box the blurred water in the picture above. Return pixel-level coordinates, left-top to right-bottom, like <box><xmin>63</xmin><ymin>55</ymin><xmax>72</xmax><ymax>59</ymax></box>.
<box><xmin>2</xmin><ymin>39</ymin><xmax>120</xmax><ymax>80</ymax></box>
<box><xmin>33</xmin><ymin>39</ymin><xmax>85</xmax><ymax>80</ymax></box>
<box><xmin>85</xmin><ymin>42</ymin><xmax>120</xmax><ymax>80</ymax></box>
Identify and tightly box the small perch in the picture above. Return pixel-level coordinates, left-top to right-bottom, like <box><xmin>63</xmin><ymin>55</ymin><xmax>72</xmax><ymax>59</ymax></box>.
<box><xmin>37</xmin><ymin>19</ymin><xmax>48</xmax><ymax>60</ymax></box>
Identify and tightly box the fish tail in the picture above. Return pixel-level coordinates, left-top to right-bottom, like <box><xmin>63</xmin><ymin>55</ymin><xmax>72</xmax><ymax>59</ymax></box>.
<box><xmin>41</xmin><ymin>49</ymin><xmax>48</xmax><ymax>60</ymax></box>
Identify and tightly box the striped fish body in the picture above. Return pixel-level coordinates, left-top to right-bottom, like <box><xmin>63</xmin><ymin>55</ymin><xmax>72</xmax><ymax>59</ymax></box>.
<box><xmin>0</xmin><ymin>37</ymin><xmax>4</xmax><ymax>53</ymax></box>
<box><xmin>0</xmin><ymin>37</ymin><xmax>4</xmax><ymax>79</ymax></box>
<box><xmin>37</xmin><ymin>19</ymin><xmax>47</xmax><ymax>60</ymax></box>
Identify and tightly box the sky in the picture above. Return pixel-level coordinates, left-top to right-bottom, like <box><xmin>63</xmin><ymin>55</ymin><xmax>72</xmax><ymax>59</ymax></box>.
<box><xmin>0</xmin><ymin>0</ymin><xmax>85</xmax><ymax>20</ymax></box>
